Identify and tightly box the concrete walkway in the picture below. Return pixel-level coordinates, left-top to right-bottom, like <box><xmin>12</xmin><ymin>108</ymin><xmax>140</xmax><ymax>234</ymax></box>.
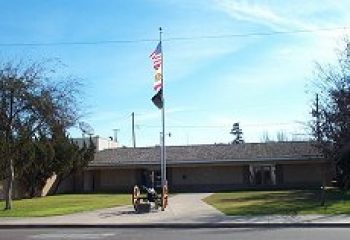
<box><xmin>1</xmin><ymin>193</ymin><xmax>350</xmax><ymax>226</ymax></box>
<box><xmin>0</xmin><ymin>193</ymin><xmax>227</xmax><ymax>225</ymax></box>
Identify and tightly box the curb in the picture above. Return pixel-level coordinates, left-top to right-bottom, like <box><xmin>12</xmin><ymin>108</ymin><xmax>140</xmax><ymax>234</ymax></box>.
<box><xmin>1</xmin><ymin>223</ymin><xmax>350</xmax><ymax>229</ymax></box>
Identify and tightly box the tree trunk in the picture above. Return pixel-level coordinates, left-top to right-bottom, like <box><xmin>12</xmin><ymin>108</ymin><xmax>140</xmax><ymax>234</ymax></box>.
<box><xmin>50</xmin><ymin>174</ymin><xmax>63</xmax><ymax>195</ymax></box>
<box><xmin>320</xmin><ymin>186</ymin><xmax>326</xmax><ymax>207</ymax></box>
<box><xmin>320</xmin><ymin>165</ymin><xmax>327</xmax><ymax>207</ymax></box>
<box><xmin>5</xmin><ymin>158</ymin><xmax>14</xmax><ymax>210</ymax></box>
<box><xmin>344</xmin><ymin>176</ymin><xmax>350</xmax><ymax>190</ymax></box>
<box><xmin>4</xmin><ymin>88</ymin><xmax>15</xmax><ymax>210</ymax></box>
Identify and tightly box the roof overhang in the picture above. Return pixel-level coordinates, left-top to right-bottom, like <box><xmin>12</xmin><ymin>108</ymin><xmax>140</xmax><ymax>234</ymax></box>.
<box><xmin>87</xmin><ymin>155</ymin><xmax>326</xmax><ymax>170</ymax></box>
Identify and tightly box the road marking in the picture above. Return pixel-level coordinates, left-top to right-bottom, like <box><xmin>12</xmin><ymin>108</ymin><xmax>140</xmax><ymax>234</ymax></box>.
<box><xmin>31</xmin><ymin>233</ymin><xmax>115</xmax><ymax>239</ymax></box>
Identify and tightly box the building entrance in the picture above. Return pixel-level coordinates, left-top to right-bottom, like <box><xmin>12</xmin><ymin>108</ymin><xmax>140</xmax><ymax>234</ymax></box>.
<box><xmin>249</xmin><ymin>164</ymin><xmax>276</xmax><ymax>185</ymax></box>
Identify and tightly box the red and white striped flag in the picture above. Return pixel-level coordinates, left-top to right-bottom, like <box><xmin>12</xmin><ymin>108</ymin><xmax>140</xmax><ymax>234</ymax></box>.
<box><xmin>150</xmin><ymin>42</ymin><xmax>162</xmax><ymax>92</ymax></box>
<box><xmin>150</xmin><ymin>42</ymin><xmax>162</xmax><ymax>70</ymax></box>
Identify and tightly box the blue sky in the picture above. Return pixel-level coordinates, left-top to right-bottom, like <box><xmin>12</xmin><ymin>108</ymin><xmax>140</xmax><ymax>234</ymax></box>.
<box><xmin>1</xmin><ymin>0</ymin><xmax>350</xmax><ymax>147</ymax></box>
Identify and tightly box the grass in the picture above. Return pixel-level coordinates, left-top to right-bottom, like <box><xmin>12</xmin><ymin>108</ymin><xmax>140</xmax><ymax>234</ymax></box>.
<box><xmin>204</xmin><ymin>189</ymin><xmax>350</xmax><ymax>215</ymax></box>
<box><xmin>0</xmin><ymin>193</ymin><xmax>130</xmax><ymax>217</ymax></box>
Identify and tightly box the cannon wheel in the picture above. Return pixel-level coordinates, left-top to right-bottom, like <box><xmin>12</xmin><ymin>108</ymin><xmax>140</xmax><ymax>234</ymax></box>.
<box><xmin>154</xmin><ymin>198</ymin><xmax>159</xmax><ymax>210</ymax></box>
<box><xmin>132</xmin><ymin>185</ymin><xmax>140</xmax><ymax>210</ymax></box>
<box><xmin>161</xmin><ymin>184</ymin><xmax>168</xmax><ymax>211</ymax></box>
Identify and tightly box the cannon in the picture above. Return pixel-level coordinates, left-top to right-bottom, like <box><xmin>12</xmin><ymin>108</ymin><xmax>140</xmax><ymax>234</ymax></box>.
<box><xmin>132</xmin><ymin>184</ymin><xmax>168</xmax><ymax>213</ymax></box>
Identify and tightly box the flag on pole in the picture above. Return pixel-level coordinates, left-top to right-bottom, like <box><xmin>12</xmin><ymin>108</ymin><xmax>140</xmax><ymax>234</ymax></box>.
<box><xmin>154</xmin><ymin>68</ymin><xmax>162</xmax><ymax>91</ymax></box>
<box><xmin>150</xmin><ymin>42</ymin><xmax>162</xmax><ymax>71</ymax></box>
<box><xmin>150</xmin><ymin>42</ymin><xmax>162</xmax><ymax>93</ymax></box>
<box><xmin>150</xmin><ymin>41</ymin><xmax>163</xmax><ymax>108</ymax></box>
<box><xmin>151</xmin><ymin>89</ymin><xmax>163</xmax><ymax>109</ymax></box>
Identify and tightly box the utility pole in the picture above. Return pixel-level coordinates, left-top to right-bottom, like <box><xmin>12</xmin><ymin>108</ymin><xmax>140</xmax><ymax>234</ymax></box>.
<box><xmin>316</xmin><ymin>93</ymin><xmax>321</xmax><ymax>142</ymax></box>
<box><xmin>132</xmin><ymin>112</ymin><xmax>136</xmax><ymax>148</ymax></box>
<box><xmin>312</xmin><ymin>93</ymin><xmax>321</xmax><ymax>142</ymax></box>
<box><xmin>313</xmin><ymin>93</ymin><xmax>326</xmax><ymax>206</ymax></box>
<box><xmin>113</xmin><ymin>129</ymin><xmax>119</xmax><ymax>143</ymax></box>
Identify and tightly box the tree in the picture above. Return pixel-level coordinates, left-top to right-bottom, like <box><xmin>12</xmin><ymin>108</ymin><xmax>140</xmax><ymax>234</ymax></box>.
<box><xmin>71</xmin><ymin>137</ymin><xmax>96</xmax><ymax>192</ymax></box>
<box><xmin>310</xmin><ymin>39</ymin><xmax>350</xmax><ymax>189</ymax></box>
<box><xmin>49</xmin><ymin>128</ymin><xmax>96</xmax><ymax>195</ymax></box>
<box><xmin>230</xmin><ymin>122</ymin><xmax>244</xmax><ymax>144</ymax></box>
<box><xmin>14</xmin><ymin>124</ymin><xmax>96</xmax><ymax>197</ymax></box>
<box><xmin>16</xmin><ymin>134</ymin><xmax>55</xmax><ymax>198</ymax></box>
<box><xmin>0</xmin><ymin>135</ymin><xmax>6</xmax><ymax>180</ymax></box>
<box><xmin>261</xmin><ymin>131</ymin><xmax>272</xmax><ymax>143</ymax></box>
<box><xmin>276</xmin><ymin>131</ymin><xmax>288</xmax><ymax>142</ymax></box>
<box><xmin>0</xmin><ymin>61</ymin><xmax>81</xmax><ymax>209</ymax></box>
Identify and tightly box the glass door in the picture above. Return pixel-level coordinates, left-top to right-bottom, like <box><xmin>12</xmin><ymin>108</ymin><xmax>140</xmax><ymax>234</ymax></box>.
<box><xmin>250</xmin><ymin>165</ymin><xmax>275</xmax><ymax>186</ymax></box>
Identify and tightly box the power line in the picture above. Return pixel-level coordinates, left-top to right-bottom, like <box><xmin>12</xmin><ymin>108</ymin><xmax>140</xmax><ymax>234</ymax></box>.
<box><xmin>115</xmin><ymin>113</ymin><xmax>132</xmax><ymax>122</ymax></box>
<box><xmin>140</xmin><ymin>125</ymin><xmax>226</xmax><ymax>129</ymax></box>
<box><xmin>0</xmin><ymin>26</ymin><xmax>348</xmax><ymax>47</ymax></box>
<box><xmin>0</xmin><ymin>38</ymin><xmax>157</xmax><ymax>47</ymax></box>
<box><xmin>137</xmin><ymin>122</ymin><xmax>302</xmax><ymax>129</ymax></box>
<box><xmin>165</xmin><ymin>26</ymin><xmax>349</xmax><ymax>41</ymax></box>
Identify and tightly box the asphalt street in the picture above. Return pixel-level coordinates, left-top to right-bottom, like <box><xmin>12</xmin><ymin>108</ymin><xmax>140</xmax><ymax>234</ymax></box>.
<box><xmin>0</xmin><ymin>228</ymin><xmax>350</xmax><ymax>240</ymax></box>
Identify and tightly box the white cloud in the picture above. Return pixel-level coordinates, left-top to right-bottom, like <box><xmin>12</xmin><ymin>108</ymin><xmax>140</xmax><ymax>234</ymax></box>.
<box><xmin>214</xmin><ymin>0</ymin><xmax>288</xmax><ymax>30</ymax></box>
<box><xmin>213</xmin><ymin>0</ymin><xmax>350</xmax><ymax>31</ymax></box>
<box><xmin>165</xmin><ymin>38</ymin><xmax>247</xmax><ymax>83</ymax></box>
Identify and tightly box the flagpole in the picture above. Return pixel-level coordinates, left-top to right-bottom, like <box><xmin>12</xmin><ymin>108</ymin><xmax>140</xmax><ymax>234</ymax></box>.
<box><xmin>159</xmin><ymin>27</ymin><xmax>166</xmax><ymax>188</ymax></box>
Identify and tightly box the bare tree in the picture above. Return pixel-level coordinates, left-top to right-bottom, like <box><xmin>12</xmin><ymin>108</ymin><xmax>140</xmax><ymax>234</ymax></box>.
<box><xmin>276</xmin><ymin>131</ymin><xmax>288</xmax><ymax>142</ymax></box>
<box><xmin>310</xmin><ymin>38</ymin><xmax>350</xmax><ymax>189</ymax></box>
<box><xmin>261</xmin><ymin>131</ymin><xmax>272</xmax><ymax>143</ymax></box>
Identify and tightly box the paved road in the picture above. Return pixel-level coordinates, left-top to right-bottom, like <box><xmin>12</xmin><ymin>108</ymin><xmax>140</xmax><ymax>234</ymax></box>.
<box><xmin>1</xmin><ymin>228</ymin><xmax>350</xmax><ymax>240</ymax></box>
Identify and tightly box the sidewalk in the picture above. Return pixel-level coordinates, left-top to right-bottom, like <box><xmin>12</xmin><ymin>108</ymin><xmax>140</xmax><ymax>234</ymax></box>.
<box><xmin>1</xmin><ymin>193</ymin><xmax>350</xmax><ymax>227</ymax></box>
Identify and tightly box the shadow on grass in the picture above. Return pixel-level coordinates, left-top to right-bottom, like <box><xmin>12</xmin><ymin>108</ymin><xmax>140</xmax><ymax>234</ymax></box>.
<box><xmin>208</xmin><ymin>190</ymin><xmax>350</xmax><ymax>215</ymax></box>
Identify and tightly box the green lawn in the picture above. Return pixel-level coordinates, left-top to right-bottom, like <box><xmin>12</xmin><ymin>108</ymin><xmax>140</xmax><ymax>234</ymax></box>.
<box><xmin>204</xmin><ymin>189</ymin><xmax>350</xmax><ymax>215</ymax></box>
<box><xmin>0</xmin><ymin>194</ymin><xmax>130</xmax><ymax>217</ymax></box>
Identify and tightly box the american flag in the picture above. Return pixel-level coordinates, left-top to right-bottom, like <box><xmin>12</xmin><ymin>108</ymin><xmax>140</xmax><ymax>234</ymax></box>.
<box><xmin>150</xmin><ymin>42</ymin><xmax>162</xmax><ymax>70</ymax></box>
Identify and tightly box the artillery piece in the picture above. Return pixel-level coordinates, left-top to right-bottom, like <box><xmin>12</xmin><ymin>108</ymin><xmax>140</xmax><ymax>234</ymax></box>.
<box><xmin>132</xmin><ymin>183</ymin><xmax>168</xmax><ymax>213</ymax></box>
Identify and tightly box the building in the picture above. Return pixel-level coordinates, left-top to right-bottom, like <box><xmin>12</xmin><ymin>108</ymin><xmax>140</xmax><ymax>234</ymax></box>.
<box><xmin>72</xmin><ymin>136</ymin><xmax>118</xmax><ymax>151</ymax></box>
<box><xmin>76</xmin><ymin>141</ymin><xmax>333</xmax><ymax>193</ymax></box>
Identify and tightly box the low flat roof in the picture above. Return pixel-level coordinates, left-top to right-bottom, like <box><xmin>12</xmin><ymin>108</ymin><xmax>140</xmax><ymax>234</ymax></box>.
<box><xmin>89</xmin><ymin>141</ymin><xmax>324</xmax><ymax>168</ymax></box>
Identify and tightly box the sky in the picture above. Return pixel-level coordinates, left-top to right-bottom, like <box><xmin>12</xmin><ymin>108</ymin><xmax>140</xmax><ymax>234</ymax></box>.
<box><xmin>1</xmin><ymin>0</ymin><xmax>350</xmax><ymax>147</ymax></box>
